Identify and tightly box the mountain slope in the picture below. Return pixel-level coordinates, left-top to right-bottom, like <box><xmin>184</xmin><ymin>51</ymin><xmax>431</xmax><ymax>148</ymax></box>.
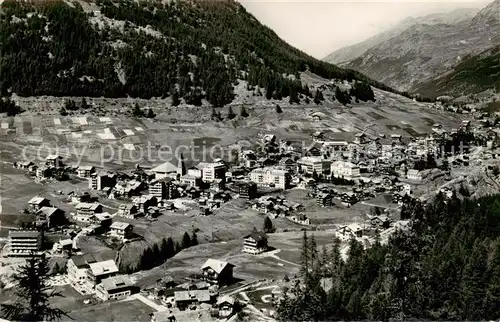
<box><xmin>0</xmin><ymin>0</ymin><xmax>397</xmax><ymax>106</ymax></box>
<box><xmin>412</xmin><ymin>44</ymin><xmax>500</xmax><ymax>98</ymax></box>
<box><xmin>324</xmin><ymin>1</ymin><xmax>499</xmax><ymax>92</ymax></box>
<box><xmin>323</xmin><ymin>7</ymin><xmax>480</xmax><ymax>65</ymax></box>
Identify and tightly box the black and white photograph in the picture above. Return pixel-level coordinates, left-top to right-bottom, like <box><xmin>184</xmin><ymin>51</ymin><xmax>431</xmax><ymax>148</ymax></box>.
<box><xmin>0</xmin><ymin>0</ymin><xmax>499</xmax><ymax>320</ymax></box>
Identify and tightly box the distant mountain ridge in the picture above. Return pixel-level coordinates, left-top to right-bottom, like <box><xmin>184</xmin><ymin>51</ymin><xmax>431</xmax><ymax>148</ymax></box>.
<box><xmin>323</xmin><ymin>1</ymin><xmax>499</xmax><ymax>93</ymax></box>
<box><xmin>324</xmin><ymin>7</ymin><xmax>480</xmax><ymax>65</ymax></box>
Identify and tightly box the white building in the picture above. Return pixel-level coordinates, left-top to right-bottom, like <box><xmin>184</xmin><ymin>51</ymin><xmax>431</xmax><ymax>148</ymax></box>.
<box><xmin>297</xmin><ymin>157</ymin><xmax>330</xmax><ymax>175</ymax></box>
<box><xmin>67</xmin><ymin>254</ymin><xmax>97</xmax><ymax>288</ymax></box>
<box><xmin>406</xmin><ymin>169</ymin><xmax>423</xmax><ymax>181</ymax></box>
<box><xmin>197</xmin><ymin>161</ymin><xmax>226</xmax><ymax>183</ymax></box>
<box><xmin>96</xmin><ymin>275</ymin><xmax>134</xmax><ymax>301</ymax></box>
<box><xmin>249</xmin><ymin>167</ymin><xmax>291</xmax><ymax>190</ymax></box>
<box><xmin>330</xmin><ymin>161</ymin><xmax>360</xmax><ymax>180</ymax></box>
<box><xmin>6</xmin><ymin>230</ymin><xmax>42</xmax><ymax>257</ymax></box>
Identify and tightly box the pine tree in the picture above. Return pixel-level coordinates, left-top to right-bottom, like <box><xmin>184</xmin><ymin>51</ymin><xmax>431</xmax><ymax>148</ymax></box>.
<box><xmin>485</xmin><ymin>238</ymin><xmax>500</xmax><ymax>319</ymax></box>
<box><xmin>240</xmin><ymin>105</ymin><xmax>249</xmax><ymax>117</ymax></box>
<box><xmin>300</xmin><ymin>231</ymin><xmax>310</xmax><ymax>276</ymax></box>
<box><xmin>80</xmin><ymin>97</ymin><xmax>89</xmax><ymax>109</ymax></box>
<box><xmin>152</xmin><ymin>244</ymin><xmax>161</xmax><ymax>265</ymax></box>
<box><xmin>132</xmin><ymin>103</ymin><xmax>143</xmax><ymax>117</ymax></box>
<box><xmin>191</xmin><ymin>231</ymin><xmax>198</xmax><ymax>246</ymax></box>
<box><xmin>171</xmin><ymin>90</ymin><xmax>180</xmax><ymax>107</ymax></box>
<box><xmin>181</xmin><ymin>232</ymin><xmax>191</xmax><ymax>249</ymax></box>
<box><xmin>461</xmin><ymin>239</ymin><xmax>488</xmax><ymax>319</ymax></box>
<box><xmin>263</xmin><ymin>216</ymin><xmax>275</xmax><ymax>233</ymax></box>
<box><xmin>275</xmin><ymin>104</ymin><xmax>282</xmax><ymax>113</ymax></box>
<box><xmin>174</xmin><ymin>241</ymin><xmax>182</xmax><ymax>254</ymax></box>
<box><xmin>2</xmin><ymin>254</ymin><xmax>66</xmax><ymax>321</ymax></box>
<box><xmin>59</xmin><ymin>107</ymin><xmax>68</xmax><ymax>116</ymax></box>
<box><xmin>227</xmin><ymin>106</ymin><xmax>236</xmax><ymax>120</ymax></box>
<box><xmin>146</xmin><ymin>108</ymin><xmax>156</xmax><ymax>118</ymax></box>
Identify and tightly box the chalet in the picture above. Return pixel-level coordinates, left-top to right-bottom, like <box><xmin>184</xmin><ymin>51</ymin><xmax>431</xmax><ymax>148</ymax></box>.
<box><xmin>46</xmin><ymin>154</ymin><xmax>63</xmax><ymax>168</ymax></box>
<box><xmin>289</xmin><ymin>214</ymin><xmax>310</xmax><ymax>225</ymax></box>
<box><xmin>70</xmin><ymin>191</ymin><xmax>93</xmax><ymax>204</ymax></box>
<box><xmin>174</xmin><ymin>290</ymin><xmax>211</xmax><ymax>310</ymax></box>
<box><xmin>217</xmin><ymin>296</ymin><xmax>236</xmax><ymax>318</ymax></box>
<box><xmin>186</xmin><ymin>186</ymin><xmax>201</xmax><ymax>199</ymax></box>
<box><xmin>237</xmin><ymin>182</ymin><xmax>257</xmax><ymax>199</ymax></box>
<box><xmin>210</xmin><ymin>178</ymin><xmax>225</xmax><ymax>192</ymax></box>
<box><xmin>75</xmin><ymin>203</ymin><xmax>103</xmax><ymax>222</ymax></box>
<box><xmin>336</xmin><ymin>223</ymin><xmax>364</xmax><ymax>238</ymax></box>
<box><xmin>113</xmin><ymin>180</ymin><xmax>145</xmax><ymax>198</ymax></box>
<box><xmin>312</xmin><ymin>131</ymin><xmax>324</xmax><ymax>141</ymax></box>
<box><xmin>77</xmin><ymin>165</ymin><xmax>95</xmax><ymax>178</ymax></box>
<box><xmin>391</xmin><ymin>134</ymin><xmax>402</xmax><ymax>143</ymax></box>
<box><xmin>27</xmin><ymin>196</ymin><xmax>51</xmax><ymax>213</ymax></box>
<box><xmin>91</xmin><ymin>212</ymin><xmax>112</xmax><ymax>229</ymax></box>
<box><xmin>132</xmin><ymin>195</ymin><xmax>157</xmax><ymax>213</ymax></box>
<box><xmin>354</xmin><ymin>133</ymin><xmax>368</xmax><ymax>145</ymax></box>
<box><xmin>109</xmin><ymin>222</ymin><xmax>133</xmax><ymax>238</ymax></box>
<box><xmin>311</xmin><ymin>112</ymin><xmax>326</xmax><ymax>121</ymax></box>
<box><xmin>15</xmin><ymin>161</ymin><xmax>35</xmax><ymax>171</ymax></box>
<box><xmin>240</xmin><ymin>150</ymin><xmax>257</xmax><ymax>167</ymax></box>
<box><xmin>370</xmin><ymin>216</ymin><xmax>392</xmax><ymax>229</ymax></box>
<box><xmin>36</xmin><ymin>207</ymin><xmax>65</xmax><ymax>228</ymax></box>
<box><xmin>305</xmin><ymin>144</ymin><xmax>322</xmax><ymax>157</ymax></box>
<box><xmin>279</xmin><ymin>158</ymin><xmax>296</xmax><ymax>171</ymax></box>
<box><xmin>316</xmin><ymin>192</ymin><xmax>333</xmax><ymax>207</ymax></box>
<box><xmin>96</xmin><ymin>275</ymin><xmax>134</xmax><ymax>301</ymax></box>
<box><xmin>36</xmin><ymin>166</ymin><xmax>54</xmax><ymax>179</ymax></box>
<box><xmin>117</xmin><ymin>204</ymin><xmax>139</xmax><ymax>219</ymax></box>
<box><xmin>242</xmin><ymin>231</ymin><xmax>268</xmax><ymax>254</ymax></box>
<box><xmin>201</xmin><ymin>259</ymin><xmax>234</xmax><ymax>286</ymax></box>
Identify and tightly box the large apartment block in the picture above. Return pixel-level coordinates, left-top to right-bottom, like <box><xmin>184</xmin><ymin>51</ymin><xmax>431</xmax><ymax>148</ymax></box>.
<box><xmin>249</xmin><ymin>167</ymin><xmax>291</xmax><ymax>190</ymax></box>
<box><xmin>6</xmin><ymin>230</ymin><xmax>42</xmax><ymax>257</ymax></box>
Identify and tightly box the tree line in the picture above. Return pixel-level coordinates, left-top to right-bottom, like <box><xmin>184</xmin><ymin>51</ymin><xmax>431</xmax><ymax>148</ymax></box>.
<box><xmin>278</xmin><ymin>191</ymin><xmax>500</xmax><ymax>320</ymax></box>
<box><xmin>121</xmin><ymin>231</ymin><xmax>198</xmax><ymax>273</ymax></box>
<box><xmin>0</xmin><ymin>0</ymin><xmax>410</xmax><ymax>107</ymax></box>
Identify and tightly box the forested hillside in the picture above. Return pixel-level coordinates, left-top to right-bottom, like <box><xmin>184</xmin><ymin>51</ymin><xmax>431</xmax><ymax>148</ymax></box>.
<box><xmin>0</xmin><ymin>0</ymin><xmax>391</xmax><ymax>106</ymax></box>
<box><xmin>278</xmin><ymin>193</ymin><xmax>500</xmax><ymax>320</ymax></box>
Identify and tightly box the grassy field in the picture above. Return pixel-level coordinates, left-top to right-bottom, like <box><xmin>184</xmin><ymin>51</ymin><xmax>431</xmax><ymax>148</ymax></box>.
<box><xmin>63</xmin><ymin>298</ymin><xmax>154</xmax><ymax>322</ymax></box>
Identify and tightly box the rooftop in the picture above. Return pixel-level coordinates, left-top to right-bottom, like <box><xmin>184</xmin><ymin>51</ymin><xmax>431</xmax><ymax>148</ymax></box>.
<box><xmin>8</xmin><ymin>230</ymin><xmax>40</xmax><ymax>239</ymax></box>
<box><xmin>28</xmin><ymin>196</ymin><xmax>48</xmax><ymax>205</ymax></box>
<box><xmin>89</xmin><ymin>260</ymin><xmax>119</xmax><ymax>276</ymax></box>
<box><xmin>100</xmin><ymin>275</ymin><xmax>134</xmax><ymax>291</ymax></box>
<box><xmin>152</xmin><ymin>161</ymin><xmax>177</xmax><ymax>174</ymax></box>
<box><xmin>201</xmin><ymin>258</ymin><xmax>234</xmax><ymax>274</ymax></box>
<box><xmin>110</xmin><ymin>221</ymin><xmax>132</xmax><ymax>230</ymax></box>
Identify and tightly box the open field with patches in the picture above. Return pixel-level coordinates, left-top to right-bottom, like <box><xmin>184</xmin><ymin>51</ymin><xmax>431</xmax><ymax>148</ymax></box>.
<box><xmin>132</xmin><ymin>230</ymin><xmax>340</xmax><ymax>288</ymax></box>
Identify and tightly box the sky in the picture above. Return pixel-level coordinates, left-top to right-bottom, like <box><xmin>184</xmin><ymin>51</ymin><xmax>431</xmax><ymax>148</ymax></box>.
<box><xmin>238</xmin><ymin>0</ymin><xmax>491</xmax><ymax>59</ymax></box>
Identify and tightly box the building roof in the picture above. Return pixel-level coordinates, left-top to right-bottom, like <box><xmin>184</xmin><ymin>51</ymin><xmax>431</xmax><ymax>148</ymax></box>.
<box><xmin>37</xmin><ymin>206</ymin><xmax>62</xmax><ymax>217</ymax></box>
<box><xmin>71</xmin><ymin>254</ymin><xmax>97</xmax><ymax>268</ymax></box>
<box><xmin>201</xmin><ymin>259</ymin><xmax>234</xmax><ymax>274</ymax></box>
<box><xmin>217</xmin><ymin>295</ymin><xmax>235</xmax><ymax>306</ymax></box>
<box><xmin>75</xmin><ymin>202</ymin><xmax>101</xmax><ymax>211</ymax></box>
<box><xmin>89</xmin><ymin>260</ymin><xmax>119</xmax><ymax>276</ymax></box>
<box><xmin>244</xmin><ymin>231</ymin><xmax>268</xmax><ymax>242</ymax></box>
<box><xmin>152</xmin><ymin>161</ymin><xmax>178</xmax><ymax>174</ymax></box>
<box><xmin>78</xmin><ymin>165</ymin><xmax>95</xmax><ymax>171</ymax></box>
<box><xmin>46</xmin><ymin>154</ymin><xmax>61</xmax><ymax>160</ymax></box>
<box><xmin>28</xmin><ymin>196</ymin><xmax>48</xmax><ymax>205</ymax></box>
<box><xmin>100</xmin><ymin>274</ymin><xmax>133</xmax><ymax>291</ymax></box>
<box><xmin>8</xmin><ymin>230</ymin><xmax>40</xmax><ymax>239</ymax></box>
<box><xmin>59</xmin><ymin>239</ymin><xmax>73</xmax><ymax>247</ymax></box>
<box><xmin>110</xmin><ymin>221</ymin><xmax>132</xmax><ymax>230</ymax></box>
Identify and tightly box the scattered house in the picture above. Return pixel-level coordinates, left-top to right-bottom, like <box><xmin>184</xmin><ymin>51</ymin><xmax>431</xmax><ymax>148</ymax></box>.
<box><xmin>174</xmin><ymin>289</ymin><xmax>211</xmax><ymax>310</ymax></box>
<box><xmin>132</xmin><ymin>195</ymin><xmax>157</xmax><ymax>213</ymax></box>
<box><xmin>391</xmin><ymin>134</ymin><xmax>402</xmax><ymax>143</ymax></box>
<box><xmin>36</xmin><ymin>166</ymin><xmax>54</xmax><ymax>179</ymax></box>
<box><xmin>27</xmin><ymin>196</ymin><xmax>51</xmax><ymax>213</ymax></box>
<box><xmin>91</xmin><ymin>212</ymin><xmax>112</xmax><ymax>229</ymax></box>
<box><xmin>336</xmin><ymin>223</ymin><xmax>364</xmax><ymax>238</ymax></box>
<box><xmin>116</xmin><ymin>204</ymin><xmax>139</xmax><ymax>219</ymax></box>
<box><xmin>75</xmin><ymin>203</ymin><xmax>103</xmax><ymax>222</ymax></box>
<box><xmin>87</xmin><ymin>260</ymin><xmax>119</xmax><ymax>289</ymax></box>
<box><xmin>70</xmin><ymin>191</ymin><xmax>93</xmax><ymax>204</ymax></box>
<box><xmin>113</xmin><ymin>180</ymin><xmax>145</xmax><ymax>198</ymax></box>
<box><xmin>36</xmin><ymin>206</ymin><xmax>65</xmax><ymax>228</ymax></box>
<box><xmin>289</xmin><ymin>214</ymin><xmax>310</xmax><ymax>225</ymax></box>
<box><xmin>240</xmin><ymin>150</ymin><xmax>257</xmax><ymax>167</ymax></box>
<box><xmin>217</xmin><ymin>296</ymin><xmax>236</xmax><ymax>318</ymax></box>
<box><xmin>242</xmin><ymin>231</ymin><xmax>268</xmax><ymax>254</ymax></box>
<box><xmin>201</xmin><ymin>259</ymin><xmax>234</xmax><ymax>286</ymax></box>
<box><xmin>109</xmin><ymin>222</ymin><xmax>133</xmax><ymax>238</ymax></box>
<box><xmin>89</xmin><ymin>172</ymin><xmax>116</xmax><ymax>190</ymax></box>
<box><xmin>149</xmin><ymin>178</ymin><xmax>177</xmax><ymax>200</ymax></box>
<box><xmin>46</xmin><ymin>154</ymin><xmax>63</xmax><ymax>168</ymax></box>
<box><xmin>210</xmin><ymin>178</ymin><xmax>225</xmax><ymax>192</ymax></box>
<box><xmin>279</xmin><ymin>158</ymin><xmax>296</xmax><ymax>171</ymax></box>
<box><xmin>237</xmin><ymin>182</ymin><xmax>258</xmax><ymax>199</ymax></box>
<box><xmin>407</xmin><ymin>169</ymin><xmax>423</xmax><ymax>181</ymax></box>
<box><xmin>354</xmin><ymin>133</ymin><xmax>368</xmax><ymax>145</ymax></box>
<box><xmin>96</xmin><ymin>275</ymin><xmax>134</xmax><ymax>301</ymax></box>
<box><xmin>316</xmin><ymin>192</ymin><xmax>333</xmax><ymax>207</ymax></box>
<box><xmin>77</xmin><ymin>165</ymin><xmax>95</xmax><ymax>178</ymax></box>
<box><xmin>249</xmin><ymin>167</ymin><xmax>291</xmax><ymax>190</ymax></box>
<box><xmin>370</xmin><ymin>216</ymin><xmax>392</xmax><ymax>229</ymax></box>
<box><xmin>6</xmin><ymin>230</ymin><xmax>42</xmax><ymax>257</ymax></box>
<box><xmin>15</xmin><ymin>161</ymin><xmax>35</xmax><ymax>171</ymax></box>
<box><xmin>305</xmin><ymin>144</ymin><xmax>322</xmax><ymax>157</ymax></box>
